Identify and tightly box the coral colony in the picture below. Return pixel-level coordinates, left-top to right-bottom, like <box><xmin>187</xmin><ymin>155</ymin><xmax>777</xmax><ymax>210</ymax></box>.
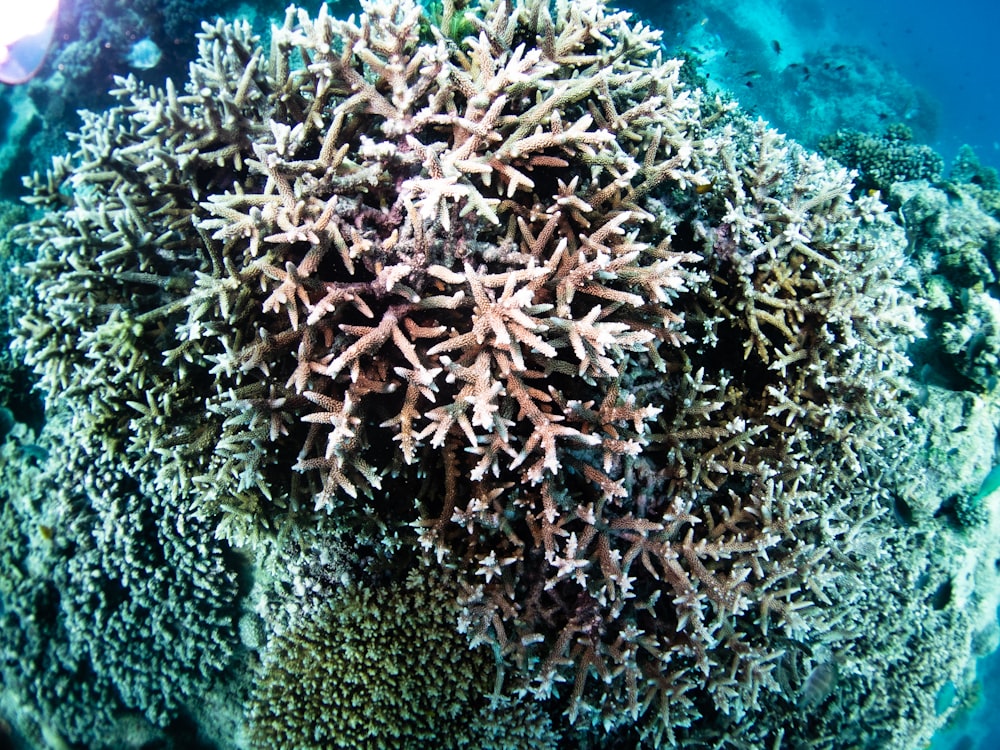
<box><xmin>2</xmin><ymin>0</ymin><xmax>999</xmax><ymax>748</ymax></box>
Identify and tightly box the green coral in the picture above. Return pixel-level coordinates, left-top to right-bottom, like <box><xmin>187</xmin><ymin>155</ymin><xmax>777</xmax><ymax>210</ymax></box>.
<box><xmin>420</xmin><ymin>0</ymin><xmax>478</xmax><ymax>42</ymax></box>
<box><xmin>0</xmin><ymin>413</ymin><xmax>246</xmax><ymax>748</ymax></box>
<box><xmin>248</xmin><ymin>566</ymin><xmax>556</xmax><ymax>749</ymax></box>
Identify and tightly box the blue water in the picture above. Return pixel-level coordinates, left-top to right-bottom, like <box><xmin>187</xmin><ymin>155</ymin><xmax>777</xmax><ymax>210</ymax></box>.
<box><xmin>926</xmin><ymin>628</ymin><xmax>1000</xmax><ymax>750</ymax></box>
<box><xmin>827</xmin><ymin>0</ymin><xmax>1000</xmax><ymax>170</ymax></box>
<box><xmin>637</xmin><ymin>0</ymin><xmax>1000</xmax><ymax>174</ymax></box>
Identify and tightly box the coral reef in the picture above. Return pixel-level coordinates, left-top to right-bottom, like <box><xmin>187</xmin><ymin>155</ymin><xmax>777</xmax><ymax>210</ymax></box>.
<box><xmin>4</xmin><ymin>0</ymin><xmax>1000</xmax><ymax>748</ymax></box>
<box><xmin>0</xmin><ymin>0</ymin><xmax>292</xmax><ymax>197</ymax></box>
<box><xmin>950</xmin><ymin>144</ymin><xmax>1000</xmax><ymax>191</ymax></box>
<box><xmin>819</xmin><ymin>123</ymin><xmax>944</xmax><ymax>199</ymax></box>
<box><xmin>665</xmin><ymin>2</ymin><xmax>938</xmax><ymax>156</ymax></box>
<box><xmin>0</xmin><ymin>413</ymin><xmax>246</xmax><ymax>749</ymax></box>
<box><xmin>892</xmin><ymin>177</ymin><xmax>1000</xmax><ymax>393</ymax></box>
<box><xmin>0</xmin><ymin>200</ymin><xmax>40</xmax><ymax>426</ymax></box>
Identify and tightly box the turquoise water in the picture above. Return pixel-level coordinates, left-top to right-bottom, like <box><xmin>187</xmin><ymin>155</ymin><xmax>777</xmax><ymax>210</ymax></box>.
<box><xmin>928</xmin><ymin>641</ymin><xmax>1000</xmax><ymax>750</ymax></box>
<box><xmin>654</xmin><ymin>0</ymin><xmax>1000</xmax><ymax>173</ymax></box>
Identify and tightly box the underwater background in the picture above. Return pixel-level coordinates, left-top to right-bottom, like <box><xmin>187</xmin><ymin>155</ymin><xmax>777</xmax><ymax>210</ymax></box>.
<box><xmin>1</xmin><ymin>0</ymin><xmax>999</xmax><ymax>748</ymax></box>
<box><xmin>660</xmin><ymin>0</ymin><xmax>1000</xmax><ymax>173</ymax></box>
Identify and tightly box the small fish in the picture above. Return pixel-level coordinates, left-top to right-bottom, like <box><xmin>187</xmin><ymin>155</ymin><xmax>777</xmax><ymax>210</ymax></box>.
<box><xmin>695</xmin><ymin>181</ymin><xmax>713</xmax><ymax>195</ymax></box>
<box><xmin>20</xmin><ymin>443</ymin><xmax>49</xmax><ymax>462</ymax></box>
<box><xmin>798</xmin><ymin>660</ymin><xmax>838</xmax><ymax>709</ymax></box>
<box><xmin>743</xmin><ymin>69</ymin><xmax>760</xmax><ymax>78</ymax></box>
<box><xmin>834</xmin><ymin>64</ymin><xmax>847</xmax><ymax>71</ymax></box>
<box><xmin>972</xmin><ymin>464</ymin><xmax>1000</xmax><ymax>506</ymax></box>
<box><xmin>772</xmin><ymin>40</ymin><xmax>782</xmax><ymax>54</ymax></box>
<box><xmin>745</xmin><ymin>81</ymin><xmax>754</xmax><ymax>88</ymax></box>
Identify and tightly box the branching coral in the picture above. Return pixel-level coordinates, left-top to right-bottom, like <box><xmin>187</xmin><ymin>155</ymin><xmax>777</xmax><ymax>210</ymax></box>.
<box><xmin>192</xmin><ymin>0</ymin><xmax>708</xmax><ymax>513</ymax></box>
<box><xmin>11</xmin><ymin>0</ymin><xmax>996</xmax><ymax>748</ymax></box>
<box><xmin>16</xmin><ymin>17</ymin><xmax>287</xmax><ymax>546</ymax></box>
<box><xmin>0</xmin><ymin>202</ymin><xmax>41</xmax><ymax>436</ymax></box>
<box><xmin>0</xmin><ymin>414</ymin><xmax>244</xmax><ymax>748</ymax></box>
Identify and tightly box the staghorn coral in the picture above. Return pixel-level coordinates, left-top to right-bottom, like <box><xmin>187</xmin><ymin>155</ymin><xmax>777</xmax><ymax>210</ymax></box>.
<box><xmin>16</xmin><ymin>16</ymin><xmax>285</xmax><ymax>547</ymax></box>
<box><xmin>9</xmin><ymin>0</ymin><xmax>1000</xmax><ymax>748</ymax></box>
<box><xmin>207</xmin><ymin>0</ymin><xmax>704</xmax><ymax>509</ymax></box>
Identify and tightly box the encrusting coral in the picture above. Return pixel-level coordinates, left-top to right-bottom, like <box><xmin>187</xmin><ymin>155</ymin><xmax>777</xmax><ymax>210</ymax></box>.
<box><xmin>7</xmin><ymin>0</ymin><xmax>1000</xmax><ymax>748</ymax></box>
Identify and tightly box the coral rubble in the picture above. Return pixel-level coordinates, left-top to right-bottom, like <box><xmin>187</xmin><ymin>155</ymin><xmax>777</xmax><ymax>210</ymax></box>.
<box><xmin>2</xmin><ymin>0</ymin><xmax>999</xmax><ymax>748</ymax></box>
